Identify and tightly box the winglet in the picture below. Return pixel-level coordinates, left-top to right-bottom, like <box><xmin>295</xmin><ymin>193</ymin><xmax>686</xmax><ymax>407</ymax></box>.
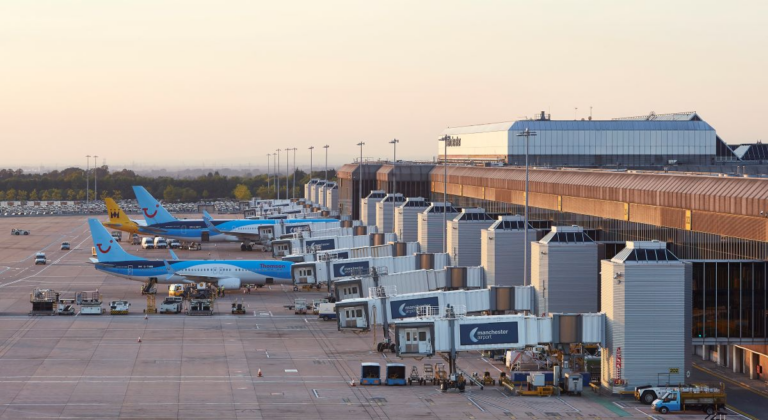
<box><xmin>168</xmin><ymin>249</ymin><xmax>179</xmax><ymax>261</ymax></box>
<box><xmin>202</xmin><ymin>210</ymin><xmax>223</xmax><ymax>234</ymax></box>
<box><xmin>163</xmin><ymin>259</ymin><xmax>176</xmax><ymax>281</ymax></box>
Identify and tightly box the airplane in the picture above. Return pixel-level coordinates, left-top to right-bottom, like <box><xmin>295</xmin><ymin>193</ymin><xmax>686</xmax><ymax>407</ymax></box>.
<box><xmin>132</xmin><ymin>186</ymin><xmax>330</xmax><ymax>250</ymax></box>
<box><xmin>102</xmin><ymin>198</ymin><xmax>146</xmax><ymax>235</ymax></box>
<box><xmin>88</xmin><ymin>218</ymin><xmax>294</xmax><ymax>290</ymax></box>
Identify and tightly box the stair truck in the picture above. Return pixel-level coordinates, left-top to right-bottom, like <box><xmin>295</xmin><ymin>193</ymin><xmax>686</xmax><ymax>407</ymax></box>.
<box><xmin>652</xmin><ymin>384</ymin><xmax>726</xmax><ymax>415</ymax></box>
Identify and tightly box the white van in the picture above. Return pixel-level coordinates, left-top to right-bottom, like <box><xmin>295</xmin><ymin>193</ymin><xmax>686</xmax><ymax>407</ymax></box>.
<box><xmin>141</xmin><ymin>237</ymin><xmax>155</xmax><ymax>249</ymax></box>
<box><xmin>34</xmin><ymin>252</ymin><xmax>47</xmax><ymax>265</ymax></box>
<box><xmin>154</xmin><ymin>237</ymin><xmax>168</xmax><ymax>249</ymax></box>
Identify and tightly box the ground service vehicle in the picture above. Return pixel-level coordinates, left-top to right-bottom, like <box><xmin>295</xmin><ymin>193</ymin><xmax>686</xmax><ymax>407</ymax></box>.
<box><xmin>159</xmin><ymin>297</ymin><xmax>183</xmax><ymax>313</ymax></box>
<box><xmin>318</xmin><ymin>302</ymin><xmax>336</xmax><ymax>320</ymax></box>
<box><xmin>635</xmin><ymin>385</ymin><xmax>682</xmax><ymax>404</ymax></box>
<box><xmin>169</xmin><ymin>284</ymin><xmax>185</xmax><ymax>297</ymax></box>
<box><xmin>61</xmin><ymin>242</ymin><xmax>70</xmax><ymax>250</ymax></box>
<box><xmin>34</xmin><ymin>252</ymin><xmax>46</xmax><ymax>265</ymax></box>
<box><xmin>652</xmin><ymin>385</ymin><xmax>726</xmax><ymax>415</ymax></box>
<box><xmin>11</xmin><ymin>229</ymin><xmax>30</xmax><ymax>235</ymax></box>
<box><xmin>141</xmin><ymin>237</ymin><xmax>154</xmax><ymax>249</ymax></box>
<box><xmin>111</xmin><ymin>231</ymin><xmax>122</xmax><ymax>242</ymax></box>
<box><xmin>154</xmin><ymin>237</ymin><xmax>168</xmax><ymax>249</ymax></box>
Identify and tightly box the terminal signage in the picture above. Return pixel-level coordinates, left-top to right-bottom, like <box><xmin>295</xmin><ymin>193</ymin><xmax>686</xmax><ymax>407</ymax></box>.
<box><xmin>332</xmin><ymin>260</ymin><xmax>370</xmax><ymax>278</ymax></box>
<box><xmin>306</xmin><ymin>239</ymin><xmax>335</xmax><ymax>251</ymax></box>
<box><xmin>390</xmin><ymin>296</ymin><xmax>439</xmax><ymax>319</ymax></box>
<box><xmin>459</xmin><ymin>322</ymin><xmax>519</xmax><ymax>346</ymax></box>
<box><xmin>285</xmin><ymin>224</ymin><xmax>309</xmax><ymax>234</ymax></box>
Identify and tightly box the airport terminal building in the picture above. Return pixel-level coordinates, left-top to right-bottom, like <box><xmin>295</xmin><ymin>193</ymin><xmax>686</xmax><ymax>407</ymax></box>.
<box><xmin>439</xmin><ymin>111</ymin><xmax>738</xmax><ymax>167</ymax></box>
<box><xmin>336</xmin><ymin>113</ymin><xmax>768</xmax><ymax>375</ymax></box>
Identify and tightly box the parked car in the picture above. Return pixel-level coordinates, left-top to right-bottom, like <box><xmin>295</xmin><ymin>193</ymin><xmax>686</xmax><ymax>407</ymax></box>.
<box><xmin>60</xmin><ymin>242</ymin><xmax>70</xmax><ymax>250</ymax></box>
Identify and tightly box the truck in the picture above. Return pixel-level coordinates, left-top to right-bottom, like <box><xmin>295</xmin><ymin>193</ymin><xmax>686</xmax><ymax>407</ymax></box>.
<box><xmin>34</xmin><ymin>252</ymin><xmax>46</xmax><ymax>265</ymax></box>
<box><xmin>11</xmin><ymin>228</ymin><xmax>30</xmax><ymax>235</ymax></box>
<box><xmin>154</xmin><ymin>237</ymin><xmax>168</xmax><ymax>249</ymax></box>
<box><xmin>141</xmin><ymin>237</ymin><xmax>154</xmax><ymax>249</ymax></box>
<box><xmin>318</xmin><ymin>302</ymin><xmax>336</xmax><ymax>321</ymax></box>
<box><xmin>652</xmin><ymin>384</ymin><xmax>726</xmax><ymax>415</ymax></box>
<box><xmin>635</xmin><ymin>385</ymin><xmax>683</xmax><ymax>405</ymax></box>
<box><xmin>111</xmin><ymin>231</ymin><xmax>122</xmax><ymax>242</ymax></box>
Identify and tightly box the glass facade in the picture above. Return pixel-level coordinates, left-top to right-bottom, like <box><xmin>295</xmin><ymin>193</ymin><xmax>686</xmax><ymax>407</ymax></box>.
<box><xmin>439</xmin><ymin>192</ymin><xmax>768</xmax><ymax>342</ymax></box>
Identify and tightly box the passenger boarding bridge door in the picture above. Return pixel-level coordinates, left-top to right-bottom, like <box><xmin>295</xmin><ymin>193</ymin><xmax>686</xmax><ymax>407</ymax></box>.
<box><xmin>404</xmin><ymin>328</ymin><xmax>430</xmax><ymax>354</ymax></box>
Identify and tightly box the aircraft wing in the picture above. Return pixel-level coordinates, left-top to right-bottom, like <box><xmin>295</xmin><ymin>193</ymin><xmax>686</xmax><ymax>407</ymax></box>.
<box><xmin>202</xmin><ymin>210</ymin><xmax>263</xmax><ymax>242</ymax></box>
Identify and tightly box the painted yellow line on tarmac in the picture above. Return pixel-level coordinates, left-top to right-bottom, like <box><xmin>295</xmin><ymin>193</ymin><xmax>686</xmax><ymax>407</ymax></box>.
<box><xmin>693</xmin><ymin>364</ymin><xmax>768</xmax><ymax>399</ymax></box>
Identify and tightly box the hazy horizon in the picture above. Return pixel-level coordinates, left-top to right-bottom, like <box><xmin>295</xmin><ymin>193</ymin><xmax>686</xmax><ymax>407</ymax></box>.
<box><xmin>1</xmin><ymin>0</ymin><xmax>766</xmax><ymax>167</ymax></box>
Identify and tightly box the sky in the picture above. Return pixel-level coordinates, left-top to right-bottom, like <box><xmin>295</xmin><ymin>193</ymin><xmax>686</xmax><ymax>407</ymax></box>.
<box><xmin>1</xmin><ymin>0</ymin><xmax>766</xmax><ymax>169</ymax></box>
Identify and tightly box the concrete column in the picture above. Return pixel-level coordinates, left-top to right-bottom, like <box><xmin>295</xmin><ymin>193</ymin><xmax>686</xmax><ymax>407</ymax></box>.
<box><xmin>732</xmin><ymin>346</ymin><xmax>742</xmax><ymax>373</ymax></box>
<box><xmin>748</xmin><ymin>352</ymin><xmax>758</xmax><ymax>380</ymax></box>
<box><xmin>718</xmin><ymin>345</ymin><xmax>728</xmax><ymax>367</ymax></box>
<box><xmin>701</xmin><ymin>345</ymin><xmax>710</xmax><ymax>361</ymax></box>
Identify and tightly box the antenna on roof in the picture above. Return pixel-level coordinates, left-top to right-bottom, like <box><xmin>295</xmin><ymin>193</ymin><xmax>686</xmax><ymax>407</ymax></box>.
<box><xmin>589</xmin><ymin>106</ymin><xmax>593</xmax><ymax>121</ymax></box>
<box><xmin>574</xmin><ymin>107</ymin><xmax>578</xmax><ymax>120</ymax></box>
<box><xmin>647</xmin><ymin>111</ymin><xmax>657</xmax><ymax>121</ymax></box>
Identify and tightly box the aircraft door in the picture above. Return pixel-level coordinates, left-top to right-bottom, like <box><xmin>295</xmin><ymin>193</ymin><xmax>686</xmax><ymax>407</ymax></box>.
<box><xmin>201</xmin><ymin>231</ymin><xmax>210</xmax><ymax>242</ymax></box>
<box><xmin>127</xmin><ymin>265</ymin><xmax>133</xmax><ymax>277</ymax></box>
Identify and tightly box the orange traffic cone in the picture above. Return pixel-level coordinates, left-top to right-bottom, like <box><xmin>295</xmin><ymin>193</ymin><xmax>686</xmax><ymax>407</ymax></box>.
<box><xmin>137</xmin><ymin>337</ymin><xmax>142</xmax><ymax>343</ymax></box>
<box><xmin>257</xmin><ymin>368</ymin><xmax>262</xmax><ymax>377</ymax></box>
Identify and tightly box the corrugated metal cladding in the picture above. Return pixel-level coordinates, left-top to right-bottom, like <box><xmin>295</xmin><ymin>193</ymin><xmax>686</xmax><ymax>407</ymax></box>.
<box><xmin>305</xmin><ymin>179</ymin><xmax>319</xmax><ymax>203</ymax></box>
<box><xmin>434</xmin><ymin>166</ymin><xmax>768</xmax><ymax>218</ymax></box>
<box><xmin>600</xmin><ymin>246</ymin><xmax>690</xmax><ymax>389</ymax></box>
<box><xmin>531</xmin><ymin>227</ymin><xmax>599</xmax><ymax>316</ymax></box>
<box><xmin>376</xmin><ymin>194</ymin><xmax>405</xmax><ymax>233</ymax></box>
<box><xmin>360</xmin><ymin>190</ymin><xmax>386</xmax><ymax>226</ymax></box>
<box><xmin>325</xmin><ymin>182</ymin><xmax>339</xmax><ymax>211</ymax></box>
<box><xmin>448</xmin><ymin>209</ymin><xmax>495</xmax><ymax>267</ymax></box>
<box><xmin>481</xmin><ymin>216</ymin><xmax>534</xmax><ymax>287</ymax></box>
<box><xmin>395</xmin><ymin>198</ymin><xmax>430</xmax><ymax>243</ymax></box>
<box><xmin>418</xmin><ymin>203</ymin><xmax>459</xmax><ymax>254</ymax></box>
<box><xmin>629</xmin><ymin>203</ymin><xmax>686</xmax><ymax>230</ymax></box>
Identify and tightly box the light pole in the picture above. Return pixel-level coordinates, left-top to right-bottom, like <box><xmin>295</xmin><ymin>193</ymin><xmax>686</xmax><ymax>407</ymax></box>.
<box><xmin>85</xmin><ymin>155</ymin><xmax>90</xmax><ymax>213</ymax></box>
<box><xmin>389</xmin><ymin>139</ymin><xmax>399</xmax><ymax>233</ymax></box>
<box><xmin>93</xmin><ymin>155</ymin><xmax>98</xmax><ymax>204</ymax></box>
<box><xmin>516</xmin><ymin>128</ymin><xmax>537</xmax><ymax>287</ymax></box>
<box><xmin>266</xmin><ymin>154</ymin><xmax>271</xmax><ymax>194</ymax></box>
<box><xmin>323</xmin><ymin>145</ymin><xmax>329</xmax><ymax>180</ymax></box>
<box><xmin>285</xmin><ymin>148</ymin><xmax>290</xmax><ymax>200</ymax></box>
<box><xmin>437</xmin><ymin>136</ymin><xmax>456</xmax><ymax>254</ymax></box>
<box><xmin>308</xmin><ymin>146</ymin><xmax>314</xmax><ymax>180</ymax></box>
<box><xmin>272</xmin><ymin>153</ymin><xmax>277</xmax><ymax>196</ymax></box>
<box><xmin>357</xmin><ymin>142</ymin><xmax>365</xmax><ymax>220</ymax></box>
<box><xmin>291</xmin><ymin>147</ymin><xmax>297</xmax><ymax>199</ymax></box>
<box><xmin>276</xmin><ymin>149</ymin><xmax>281</xmax><ymax>200</ymax></box>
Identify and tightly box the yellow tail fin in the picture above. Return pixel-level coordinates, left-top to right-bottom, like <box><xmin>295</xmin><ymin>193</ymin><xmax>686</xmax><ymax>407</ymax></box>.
<box><xmin>103</xmin><ymin>198</ymin><xmax>140</xmax><ymax>234</ymax></box>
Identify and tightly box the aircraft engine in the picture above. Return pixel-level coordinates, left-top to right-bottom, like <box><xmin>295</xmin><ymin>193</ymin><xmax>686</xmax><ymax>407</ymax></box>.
<box><xmin>217</xmin><ymin>278</ymin><xmax>242</xmax><ymax>290</ymax></box>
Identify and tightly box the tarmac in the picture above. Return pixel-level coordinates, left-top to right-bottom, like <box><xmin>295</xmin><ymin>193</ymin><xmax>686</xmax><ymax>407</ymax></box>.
<box><xmin>0</xmin><ymin>215</ymin><xmax>760</xmax><ymax>419</ymax></box>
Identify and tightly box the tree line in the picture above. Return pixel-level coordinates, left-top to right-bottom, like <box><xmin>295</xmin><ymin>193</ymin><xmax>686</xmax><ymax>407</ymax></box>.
<box><xmin>0</xmin><ymin>167</ymin><xmax>337</xmax><ymax>202</ymax></box>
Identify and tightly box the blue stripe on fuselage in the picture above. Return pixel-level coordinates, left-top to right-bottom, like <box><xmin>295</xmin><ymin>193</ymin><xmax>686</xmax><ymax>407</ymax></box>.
<box><xmin>95</xmin><ymin>259</ymin><xmax>293</xmax><ymax>280</ymax></box>
<box><xmin>136</xmin><ymin>218</ymin><xmax>330</xmax><ymax>240</ymax></box>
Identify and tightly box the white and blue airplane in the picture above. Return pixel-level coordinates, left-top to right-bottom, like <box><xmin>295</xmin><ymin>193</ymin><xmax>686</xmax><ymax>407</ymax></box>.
<box><xmin>132</xmin><ymin>186</ymin><xmax>327</xmax><ymax>250</ymax></box>
<box><xmin>88</xmin><ymin>218</ymin><xmax>293</xmax><ymax>289</ymax></box>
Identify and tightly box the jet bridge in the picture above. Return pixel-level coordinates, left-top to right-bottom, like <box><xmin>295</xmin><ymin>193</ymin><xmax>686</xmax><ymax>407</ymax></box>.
<box><xmin>334</xmin><ymin>286</ymin><xmax>535</xmax><ymax>332</ymax></box>
<box><xmin>391</xmin><ymin>310</ymin><xmax>605</xmax><ymax>358</ymax></box>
